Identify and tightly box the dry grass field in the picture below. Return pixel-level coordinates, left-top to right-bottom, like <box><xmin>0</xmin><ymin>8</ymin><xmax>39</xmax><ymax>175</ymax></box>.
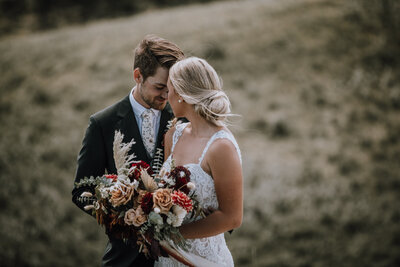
<box><xmin>1</xmin><ymin>0</ymin><xmax>399</xmax><ymax>266</ymax></box>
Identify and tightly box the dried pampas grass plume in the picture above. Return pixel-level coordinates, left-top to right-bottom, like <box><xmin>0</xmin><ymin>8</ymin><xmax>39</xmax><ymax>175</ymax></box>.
<box><xmin>113</xmin><ymin>131</ymin><xmax>136</xmax><ymax>176</ymax></box>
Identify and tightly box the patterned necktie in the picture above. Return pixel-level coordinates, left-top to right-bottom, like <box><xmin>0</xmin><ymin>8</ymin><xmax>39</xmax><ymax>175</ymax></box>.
<box><xmin>141</xmin><ymin>109</ymin><xmax>155</xmax><ymax>158</ymax></box>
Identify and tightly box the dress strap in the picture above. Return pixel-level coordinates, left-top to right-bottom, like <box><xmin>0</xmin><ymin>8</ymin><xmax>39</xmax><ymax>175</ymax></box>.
<box><xmin>171</xmin><ymin>122</ymin><xmax>189</xmax><ymax>154</ymax></box>
<box><xmin>198</xmin><ymin>130</ymin><xmax>242</xmax><ymax>165</ymax></box>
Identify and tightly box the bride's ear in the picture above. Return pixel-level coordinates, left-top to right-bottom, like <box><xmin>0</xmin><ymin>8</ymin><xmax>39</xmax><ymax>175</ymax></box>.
<box><xmin>133</xmin><ymin>68</ymin><xmax>143</xmax><ymax>83</ymax></box>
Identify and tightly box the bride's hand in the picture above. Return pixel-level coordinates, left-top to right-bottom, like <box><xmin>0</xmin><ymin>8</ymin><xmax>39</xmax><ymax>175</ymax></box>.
<box><xmin>202</xmin><ymin>207</ymin><xmax>216</xmax><ymax>217</ymax></box>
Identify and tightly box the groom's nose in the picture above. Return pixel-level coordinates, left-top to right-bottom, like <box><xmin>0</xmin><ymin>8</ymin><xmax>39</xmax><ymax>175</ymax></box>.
<box><xmin>161</xmin><ymin>90</ymin><xmax>168</xmax><ymax>99</ymax></box>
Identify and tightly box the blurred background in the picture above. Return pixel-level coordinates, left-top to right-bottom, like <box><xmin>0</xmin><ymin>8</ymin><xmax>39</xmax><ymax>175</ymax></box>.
<box><xmin>0</xmin><ymin>0</ymin><xmax>399</xmax><ymax>266</ymax></box>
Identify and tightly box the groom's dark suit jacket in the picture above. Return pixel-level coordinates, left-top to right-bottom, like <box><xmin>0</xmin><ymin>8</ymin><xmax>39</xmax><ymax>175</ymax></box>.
<box><xmin>72</xmin><ymin>95</ymin><xmax>174</xmax><ymax>267</ymax></box>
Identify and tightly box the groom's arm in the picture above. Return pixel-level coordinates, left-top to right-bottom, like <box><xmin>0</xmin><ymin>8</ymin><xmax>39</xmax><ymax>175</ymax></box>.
<box><xmin>72</xmin><ymin>116</ymin><xmax>107</xmax><ymax>216</ymax></box>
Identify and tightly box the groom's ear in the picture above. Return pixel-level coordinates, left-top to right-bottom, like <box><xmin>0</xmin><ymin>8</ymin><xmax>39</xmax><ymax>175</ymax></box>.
<box><xmin>133</xmin><ymin>68</ymin><xmax>143</xmax><ymax>83</ymax></box>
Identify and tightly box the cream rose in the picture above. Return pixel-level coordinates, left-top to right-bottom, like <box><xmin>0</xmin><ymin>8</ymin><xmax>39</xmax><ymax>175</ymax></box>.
<box><xmin>132</xmin><ymin>206</ymin><xmax>147</xmax><ymax>227</ymax></box>
<box><xmin>153</xmin><ymin>188</ymin><xmax>173</xmax><ymax>214</ymax></box>
<box><xmin>173</xmin><ymin>205</ymin><xmax>187</xmax><ymax>220</ymax></box>
<box><xmin>110</xmin><ymin>183</ymin><xmax>134</xmax><ymax>207</ymax></box>
<box><xmin>124</xmin><ymin>208</ymin><xmax>137</xmax><ymax>225</ymax></box>
<box><xmin>168</xmin><ymin>205</ymin><xmax>187</xmax><ymax>227</ymax></box>
<box><xmin>124</xmin><ymin>207</ymin><xmax>147</xmax><ymax>227</ymax></box>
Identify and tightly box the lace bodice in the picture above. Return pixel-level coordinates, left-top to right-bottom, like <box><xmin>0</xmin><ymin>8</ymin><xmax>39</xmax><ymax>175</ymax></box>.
<box><xmin>166</xmin><ymin>123</ymin><xmax>241</xmax><ymax>213</ymax></box>
<box><xmin>154</xmin><ymin>122</ymin><xmax>241</xmax><ymax>267</ymax></box>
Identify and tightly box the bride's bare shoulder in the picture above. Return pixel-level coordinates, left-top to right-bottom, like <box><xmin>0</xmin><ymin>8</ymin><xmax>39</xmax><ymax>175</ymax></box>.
<box><xmin>205</xmin><ymin>133</ymin><xmax>242</xmax><ymax>182</ymax></box>
<box><xmin>209</xmin><ymin>137</ymin><xmax>236</xmax><ymax>154</ymax></box>
<box><xmin>208</xmin><ymin>132</ymin><xmax>239</xmax><ymax>164</ymax></box>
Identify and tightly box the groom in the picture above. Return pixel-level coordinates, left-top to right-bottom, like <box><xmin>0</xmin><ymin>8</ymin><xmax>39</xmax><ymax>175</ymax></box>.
<box><xmin>72</xmin><ymin>35</ymin><xmax>184</xmax><ymax>266</ymax></box>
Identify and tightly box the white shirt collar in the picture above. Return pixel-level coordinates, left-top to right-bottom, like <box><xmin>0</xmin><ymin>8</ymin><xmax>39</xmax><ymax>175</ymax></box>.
<box><xmin>129</xmin><ymin>87</ymin><xmax>160</xmax><ymax>117</ymax></box>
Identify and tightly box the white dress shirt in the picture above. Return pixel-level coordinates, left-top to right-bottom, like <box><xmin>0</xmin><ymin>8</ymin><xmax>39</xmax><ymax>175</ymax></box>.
<box><xmin>129</xmin><ymin>87</ymin><xmax>161</xmax><ymax>142</ymax></box>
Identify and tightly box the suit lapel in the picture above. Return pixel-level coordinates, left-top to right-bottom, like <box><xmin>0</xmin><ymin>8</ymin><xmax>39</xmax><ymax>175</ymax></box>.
<box><xmin>116</xmin><ymin>96</ymin><xmax>150</xmax><ymax>164</ymax></box>
<box><xmin>116</xmin><ymin>96</ymin><xmax>174</xmax><ymax>167</ymax></box>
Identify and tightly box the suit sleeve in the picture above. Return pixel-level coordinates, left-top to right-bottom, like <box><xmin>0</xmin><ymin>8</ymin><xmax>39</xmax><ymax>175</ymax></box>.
<box><xmin>72</xmin><ymin>116</ymin><xmax>107</xmax><ymax>216</ymax></box>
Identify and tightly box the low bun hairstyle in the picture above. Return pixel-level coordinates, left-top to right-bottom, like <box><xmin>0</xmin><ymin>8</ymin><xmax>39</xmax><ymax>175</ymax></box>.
<box><xmin>169</xmin><ymin>57</ymin><xmax>232</xmax><ymax>126</ymax></box>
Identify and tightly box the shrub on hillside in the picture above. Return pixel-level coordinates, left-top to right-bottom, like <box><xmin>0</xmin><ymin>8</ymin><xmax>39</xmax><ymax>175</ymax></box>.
<box><xmin>347</xmin><ymin>0</ymin><xmax>400</xmax><ymax>68</ymax></box>
<box><xmin>0</xmin><ymin>0</ymin><xmax>220</xmax><ymax>36</ymax></box>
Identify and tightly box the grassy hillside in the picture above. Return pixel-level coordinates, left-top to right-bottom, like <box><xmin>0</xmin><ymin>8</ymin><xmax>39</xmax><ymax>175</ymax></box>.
<box><xmin>1</xmin><ymin>0</ymin><xmax>399</xmax><ymax>266</ymax></box>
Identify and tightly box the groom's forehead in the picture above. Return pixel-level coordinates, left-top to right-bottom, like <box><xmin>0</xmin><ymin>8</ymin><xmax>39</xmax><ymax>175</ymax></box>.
<box><xmin>146</xmin><ymin>67</ymin><xmax>169</xmax><ymax>85</ymax></box>
<box><xmin>146</xmin><ymin>76</ymin><xmax>167</xmax><ymax>87</ymax></box>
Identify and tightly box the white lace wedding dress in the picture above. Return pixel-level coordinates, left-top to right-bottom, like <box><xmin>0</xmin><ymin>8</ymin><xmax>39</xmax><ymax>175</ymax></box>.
<box><xmin>154</xmin><ymin>122</ymin><xmax>241</xmax><ymax>267</ymax></box>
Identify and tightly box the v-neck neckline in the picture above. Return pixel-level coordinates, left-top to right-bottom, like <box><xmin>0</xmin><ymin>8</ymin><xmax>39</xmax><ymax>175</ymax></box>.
<box><xmin>170</xmin><ymin>122</ymin><xmax>225</xmax><ymax>167</ymax></box>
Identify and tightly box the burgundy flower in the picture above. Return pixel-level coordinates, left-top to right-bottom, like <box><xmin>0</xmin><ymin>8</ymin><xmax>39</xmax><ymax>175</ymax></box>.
<box><xmin>129</xmin><ymin>161</ymin><xmax>153</xmax><ymax>180</ymax></box>
<box><xmin>140</xmin><ymin>192</ymin><xmax>154</xmax><ymax>214</ymax></box>
<box><xmin>169</xmin><ymin>166</ymin><xmax>191</xmax><ymax>194</ymax></box>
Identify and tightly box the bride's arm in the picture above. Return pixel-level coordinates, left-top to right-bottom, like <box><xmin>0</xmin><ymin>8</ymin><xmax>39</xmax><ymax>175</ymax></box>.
<box><xmin>179</xmin><ymin>138</ymin><xmax>243</xmax><ymax>239</ymax></box>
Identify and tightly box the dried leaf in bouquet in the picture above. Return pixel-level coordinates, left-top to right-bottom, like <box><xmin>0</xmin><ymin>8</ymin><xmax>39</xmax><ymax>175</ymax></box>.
<box><xmin>141</xmin><ymin>169</ymin><xmax>158</xmax><ymax>192</ymax></box>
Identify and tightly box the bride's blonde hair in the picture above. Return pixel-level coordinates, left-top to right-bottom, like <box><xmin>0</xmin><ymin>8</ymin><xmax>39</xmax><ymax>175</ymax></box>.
<box><xmin>169</xmin><ymin>57</ymin><xmax>232</xmax><ymax>126</ymax></box>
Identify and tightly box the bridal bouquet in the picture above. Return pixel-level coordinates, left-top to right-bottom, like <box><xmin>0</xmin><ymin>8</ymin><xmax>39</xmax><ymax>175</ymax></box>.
<box><xmin>75</xmin><ymin>131</ymin><xmax>201</xmax><ymax>259</ymax></box>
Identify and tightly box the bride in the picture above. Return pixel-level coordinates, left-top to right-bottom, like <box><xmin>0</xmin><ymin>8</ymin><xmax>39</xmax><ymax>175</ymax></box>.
<box><xmin>155</xmin><ymin>57</ymin><xmax>243</xmax><ymax>266</ymax></box>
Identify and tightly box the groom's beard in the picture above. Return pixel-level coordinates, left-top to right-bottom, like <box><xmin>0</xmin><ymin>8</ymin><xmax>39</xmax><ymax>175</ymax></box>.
<box><xmin>140</xmin><ymin>84</ymin><xmax>168</xmax><ymax>110</ymax></box>
<box><xmin>148</xmin><ymin>96</ymin><xmax>167</xmax><ymax>110</ymax></box>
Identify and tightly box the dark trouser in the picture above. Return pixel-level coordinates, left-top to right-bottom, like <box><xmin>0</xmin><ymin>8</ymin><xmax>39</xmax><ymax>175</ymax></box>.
<box><xmin>102</xmin><ymin>238</ymin><xmax>154</xmax><ymax>267</ymax></box>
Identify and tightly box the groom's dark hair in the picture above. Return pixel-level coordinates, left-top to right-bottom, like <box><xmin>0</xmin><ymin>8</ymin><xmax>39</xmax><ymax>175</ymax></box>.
<box><xmin>134</xmin><ymin>34</ymin><xmax>184</xmax><ymax>81</ymax></box>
